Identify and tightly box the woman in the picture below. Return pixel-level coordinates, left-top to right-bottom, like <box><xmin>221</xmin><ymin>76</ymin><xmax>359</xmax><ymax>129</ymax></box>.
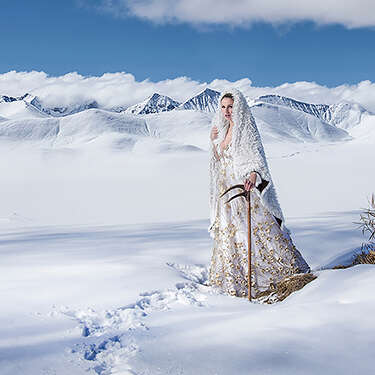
<box><xmin>208</xmin><ymin>88</ymin><xmax>311</xmax><ymax>299</ymax></box>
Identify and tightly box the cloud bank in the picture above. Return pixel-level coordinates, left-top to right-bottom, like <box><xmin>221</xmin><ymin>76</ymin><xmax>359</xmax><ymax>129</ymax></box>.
<box><xmin>1</xmin><ymin>70</ymin><xmax>375</xmax><ymax>112</ymax></box>
<box><xmin>92</xmin><ymin>0</ymin><xmax>375</xmax><ymax>29</ymax></box>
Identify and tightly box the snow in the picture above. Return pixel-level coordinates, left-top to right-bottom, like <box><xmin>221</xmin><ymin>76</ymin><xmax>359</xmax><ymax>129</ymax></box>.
<box><xmin>256</xmin><ymin>94</ymin><xmax>372</xmax><ymax>130</ymax></box>
<box><xmin>1</xmin><ymin>211</ymin><xmax>374</xmax><ymax>374</ymax></box>
<box><xmin>178</xmin><ymin>88</ymin><xmax>220</xmax><ymax>112</ymax></box>
<box><xmin>0</xmin><ymin>109</ymin><xmax>151</xmax><ymax>149</ymax></box>
<box><xmin>347</xmin><ymin>112</ymin><xmax>375</xmax><ymax>140</ymax></box>
<box><xmin>125</xmin><ymin>93</ymin><xmax>180</xmax><ymax>115</ymax></box>
<box><xmin>251</xmin><ymin>103</ymin><xmax>350</xmax><ymax>143</ymax></box>
<box><xmin>1</xmin><ymin>95</ymin><xmax>375</xmax><ymax>374</ymax></box>
<box><xmin>143</xmin><ymin>109</ymin><xmax>213</xmax><ymax>150</ymax></box>
<box><xmin>0</xmin><ymin>97</ymin><xmax>47</xmax><ymax>119</ymax></box>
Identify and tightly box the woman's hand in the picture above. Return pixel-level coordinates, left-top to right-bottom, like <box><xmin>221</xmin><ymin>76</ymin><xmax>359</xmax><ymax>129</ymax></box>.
<box><xmin>210</xmin><ymin>125</ymin><xmax>218</xmax><ymax>142</ymax></box>
<box><xmin>244</xmin><ymin>172</ymin><xmax>257</xmax><ymax>191</ymax></box>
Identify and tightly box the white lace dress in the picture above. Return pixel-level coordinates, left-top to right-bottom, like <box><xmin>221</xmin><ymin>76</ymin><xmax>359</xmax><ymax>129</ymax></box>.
<box><xmin>208</xmin><ymin>142</ymin><xmax>311</xmax><ymax>298</ymax></box>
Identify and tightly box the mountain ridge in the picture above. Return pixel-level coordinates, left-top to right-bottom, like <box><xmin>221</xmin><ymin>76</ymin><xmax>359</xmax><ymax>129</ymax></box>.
<box><xmin>125</xmin><ymin>93</ymin><xmax>180</xmax><ymax>115</ymax></box>
<box><xmin>178</xmin><ymin>88</ymin><xmax>220</xmax><ymax>112</ymax></box>
<box><xmin>255</xmin><ymin>94</ymin><xmax>371</xmax><ymax>130</ymax></box>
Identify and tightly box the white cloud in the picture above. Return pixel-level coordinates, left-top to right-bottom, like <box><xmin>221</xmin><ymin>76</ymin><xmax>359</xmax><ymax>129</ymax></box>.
<box><xmin>92</xmin><ymin>0</ymin><xmax>375</xmax><ymax>29</ymax></box>
<box><xmin>1</xmin><ymin>70</ymin><xmax>375</xmax><ymax>112</ymax></box>
<box><xmin>0</xmin><ymin>70</ymin><xmax>206</xmax><ymax>108</ymax></box>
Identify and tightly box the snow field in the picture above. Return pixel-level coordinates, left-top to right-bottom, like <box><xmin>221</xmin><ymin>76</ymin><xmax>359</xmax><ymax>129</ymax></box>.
<box><xmin>1</xmin><ymin>91</ymin><xmax>375</xmax><ymax>374</ymax></box>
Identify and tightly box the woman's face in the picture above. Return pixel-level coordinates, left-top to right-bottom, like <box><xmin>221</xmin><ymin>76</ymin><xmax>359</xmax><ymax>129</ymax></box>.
<box><xmin>221</xmin><ymin>97</ymin><xmax>234</xmax><ymax>121</ymax></box>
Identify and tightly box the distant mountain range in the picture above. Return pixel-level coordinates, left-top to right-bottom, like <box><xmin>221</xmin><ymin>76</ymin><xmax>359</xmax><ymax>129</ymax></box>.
<box><xmin>0</xmin><ymin>93</ymin><xmax>98</xmax><ymax>118</ymax></box>
<box><xmin>1</xmin><ymin>89</ymin><xmax>371</xmax><ymax>130</ymax></box>
<box><xmin>254</xmin><ymin>94</ymin><xmax>369</xmax><ymax>130</ymax></box>
<box><xmin>1</xmin><ymin>88</ymin><xmax>373</xmax><ymax>149</ymax></box>
<box><xmin>29</xmin><ymin>96</ymin><xmax>99</xmax><ymax>117</ymax></box>
<box><xmin>0</xmin><ymin>108</ymin><xmax>151</xmax><ymax>150</ymax></box>
<box><xmin>125</xmin><ymin>88</ymin><xmax>221</xmax><ymax>115</ymax></box>
<box><xmin>123</xmin><ymin>90</ymin><xmax>373</xmax><ymax>132</ymax></box>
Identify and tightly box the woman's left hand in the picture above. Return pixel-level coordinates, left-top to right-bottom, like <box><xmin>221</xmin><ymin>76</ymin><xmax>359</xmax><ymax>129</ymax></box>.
<box><xmin>244</xmin><ymin>172</ymin><xmax>257</xmax><ymax>191</ymax></box>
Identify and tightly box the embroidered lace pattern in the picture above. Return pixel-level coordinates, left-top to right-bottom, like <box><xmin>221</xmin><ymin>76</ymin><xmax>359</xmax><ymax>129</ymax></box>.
<box><xmin>208</xmin><ymin>143</ymin><xmax>311</xmax><ymax>298</ymax></box>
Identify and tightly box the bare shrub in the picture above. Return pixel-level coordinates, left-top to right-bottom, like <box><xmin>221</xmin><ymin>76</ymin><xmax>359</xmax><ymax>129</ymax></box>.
<box><xmin>356</xmin><ymin>193</ymin><xmax>375</xmax><ymax>243</ymax></box>
<box><xmin>334</xmin><ymin>195</ymin><xmax>375</xmax><ymax>269</ymax></box>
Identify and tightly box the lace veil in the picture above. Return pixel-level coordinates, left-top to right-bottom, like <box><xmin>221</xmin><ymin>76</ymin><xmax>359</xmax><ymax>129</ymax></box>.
<box><xmin>208</xmin><ymin>88</ymin><xmax>289</xmax><ymax>237</ymax></box>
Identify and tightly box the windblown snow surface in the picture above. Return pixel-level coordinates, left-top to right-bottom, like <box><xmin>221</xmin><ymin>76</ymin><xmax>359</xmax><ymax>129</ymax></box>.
<box><xmin>1</xmin><ymin>97</ymin><xmax>375</xmax><ymax>375</ymax></box>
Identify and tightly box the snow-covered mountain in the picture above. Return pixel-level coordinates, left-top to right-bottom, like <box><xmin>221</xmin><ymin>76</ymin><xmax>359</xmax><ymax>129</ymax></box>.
<box><xmin>26</xmin><ymin>95</ymin><xmax>99</xmax><ymax>117</ymax></box>
<box><xmin>0</xmin><ymin>107</ymin><xmax>207</xmax><ymax>153</ymax></box>
<box><xmin>1</xmin><ymin>89</ymin><xmax>369</xmax><ymax>136</ymax></box>
<box><xmin>347</xmin><ymin>112</ymin><xmax>375</xmax><ymax>142</ymax></box>
<box><xmin>2</xmin><ymin>89</ymin><xmax>372</xmax><ymax>149</ymax></box>
<box><xmin>142</xmin><ymin>110</ymin><xmax>213</xmax><ymax>151</ymax></box>
<box><xmin>325</xmin><ymin>101</ymin><xmax>371</xmax><ymax>130</ymax></box>
<box><xmin>251</xmin><ymin>101</ymin><xmax>350</xmax><ymax>143</ymax></box>
<box><xmin>178</xmin><ymin>88</ymin><xmax>220</xmax><ymax>112</ymax></box>
<box><xmin>125</xmin><ymin>93</ymin><xmax>181</xmax><ymax>115</ymax></box>
<box><xmin>0</xmin><ymin>108</ymin><xmax>151</xmax><ymax>150</ymax></box>
<box><xmin>0</xmin><ymin>93</ymin><xmax>99</xmax><ymax>119</ymax></box>
<box><xmin>0</xmin><ymin>93</ymin><xmax>29</xmax><ymax>103</ymax></box>
<box><xmin>255</xmin><ymin>94</ymin><xmax>371</xmax><ymax>130</ymax></box>
<box><xmin>0</xmin><ymin>93</ymin><xmax>48</xmax><ymax>119</ymax></box>
<box><xmin>140</xmin><ymin>103</ymin><xmax>350</xmax><ymax>148</ymax></box>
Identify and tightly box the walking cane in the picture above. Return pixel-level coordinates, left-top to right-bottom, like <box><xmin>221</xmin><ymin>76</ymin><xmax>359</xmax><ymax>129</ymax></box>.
<box><xmin>220</xmin><ymin>183</ymin><xmax>253</xmax><ymax>301</ymax></box>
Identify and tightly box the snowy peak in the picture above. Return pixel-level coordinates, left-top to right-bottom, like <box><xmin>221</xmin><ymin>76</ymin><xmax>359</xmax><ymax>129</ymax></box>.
<box><xmin>0</xmin><ymin>95</ymin><xmax>17</xmax><ymax>104</ymax></box>
<box><xmin>255</xmin><ymin>94</ymin><xmax>370</xmax><ymax>130</ymax></box>
<box><xmin>325</xmin><ymin>101</ymin><xmax>370</xmax><ymax>129</ymax></box>
<box><xmin>251</xmin><ymin>102</ymin><xmax>351</xmax><ymax>143</ymax></box>
<box><xmin>125</xmin><ymin>93</ymin><xmax>181</xmax><ymax>115</ymax></box>
<box><xmin>0</xmin><ymin>93</ymin><xmax>48</xmax><ymax>119</ymax></box>
<box><xmin>179</xmin><ymin>88</ymin><xmax>220</xmax><ymax>112</ymax></box>
<box><xmin>256</xmin><ymin>95</ymin><xmax>329</xmax><ymax>118</ymax></box>
<box><xmin>0</xmin><ymin>92</ymin><xmax>99</xmax><ymax>118</ymax></box>
<box><xmin>123</xmin><ymin>88</ymin><xmax>220</xmax><ymax>114</ymax></box>
<box><xmin>0</xmin><ymin>93</ymin><xmax>29</xmax><ymax>104</ymax></box>
<box><xmin>29</xmin><ymin>96</ymin><xmax>99</xmax><ymax>117</ymax></box>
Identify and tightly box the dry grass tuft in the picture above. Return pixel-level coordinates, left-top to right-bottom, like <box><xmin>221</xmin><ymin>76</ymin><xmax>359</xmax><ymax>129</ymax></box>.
<box><xmin>332</xmin><ymin>264</ymin><xmax>351</xmax><ymax>269</ymax></box>
<box><xmin>331</xmin><ymin>246</ymin><xmax>375</xmax><ymax>270</ymax></box>
<box><xmin>255</xmin><ymin>272</ymin><xmax>317</xmax><ymax>304</ymax></box>
<box><xmin>353</xmin><ymin>248</ymin><xmax>375</xmax><ymax>265</ymax></box>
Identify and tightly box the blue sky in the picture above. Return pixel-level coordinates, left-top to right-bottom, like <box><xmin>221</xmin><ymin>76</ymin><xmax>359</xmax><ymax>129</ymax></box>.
<box><xmin>1</xmin><ymin>0</ymin><xmax>375</xmax><ymax>87</ymax></box>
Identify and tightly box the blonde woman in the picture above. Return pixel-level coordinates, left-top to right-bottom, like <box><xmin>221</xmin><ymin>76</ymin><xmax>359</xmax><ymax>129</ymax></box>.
<box><xmin>208</xmin><ymin>88</ymin><xmax>311</xmax><ymax>299</ymax></box>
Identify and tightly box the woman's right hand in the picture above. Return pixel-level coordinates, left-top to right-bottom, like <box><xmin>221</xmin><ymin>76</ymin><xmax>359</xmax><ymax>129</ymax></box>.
<box><xmin>210</xmin><ymin>126</ymin><xmax>218</xmax><ymax>142</ymax></box>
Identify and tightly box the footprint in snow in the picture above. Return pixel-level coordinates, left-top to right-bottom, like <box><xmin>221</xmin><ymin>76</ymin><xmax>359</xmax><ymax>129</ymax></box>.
<box><xmin>61</xmin><ymin>263</ymin><xmax>210</xmax><ymax>375</ymax></box>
